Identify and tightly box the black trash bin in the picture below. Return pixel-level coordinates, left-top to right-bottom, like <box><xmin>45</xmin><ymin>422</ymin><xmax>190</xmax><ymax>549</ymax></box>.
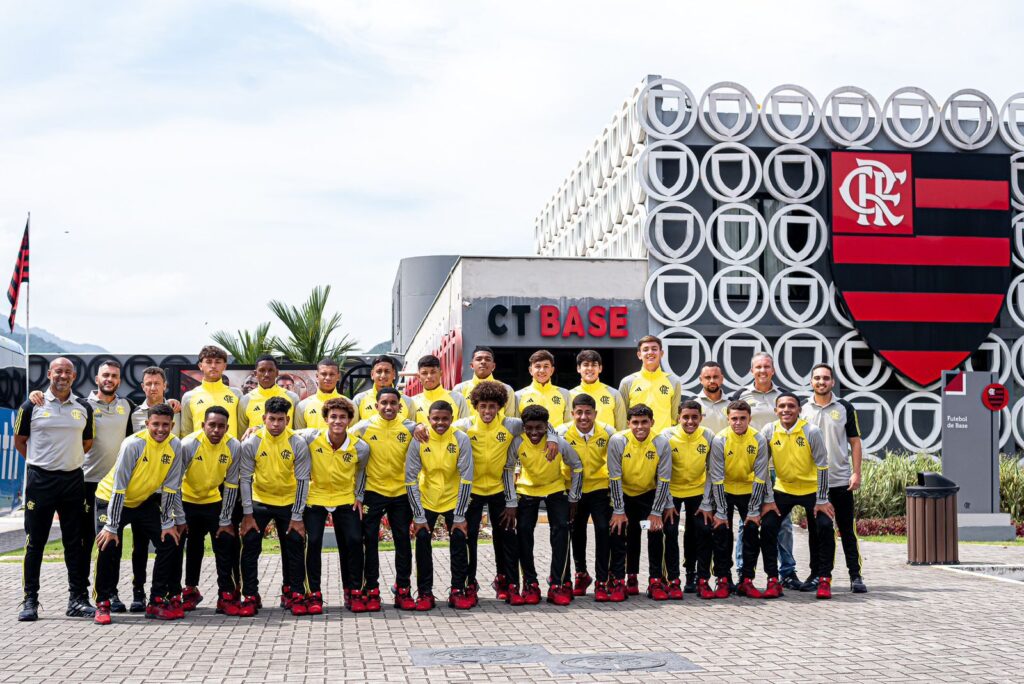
<box><xmin>906</xmin><ymin>472</ymin><xmax>959</xmax><ymax>565</ymax></box>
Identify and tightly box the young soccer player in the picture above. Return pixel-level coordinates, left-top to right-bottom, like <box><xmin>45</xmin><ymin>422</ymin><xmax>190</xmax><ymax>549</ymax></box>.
<box><xmin>503</xmin><ymin>405</ymin><xmax>583</xmax><ymax>606</ymax></box>
<box><xmin>618</xmin><ymin>336</ymin><xmax>685</xmax><ymax>432</ymax></box>
<box><xmin>515</xmin><ymin>350</ymin><xmax>571</xmax><ymax>426</ymax></box>
<box><xmin>237</xmin><ymin>356</ymin><xmax>301</xmax><ymax>432</ymax></box>
<box><xmin>412</xmin><ymin>355</ymin><xmax>469</xmax><ymax>422</ymax></box>
<box><xmin>352</xmin><ymin>355</ymin><xmax>417</xmax><ymax>422</ymax></box>
<box><xmin>570</xmin><ymin>349</ymin><xmax>626</xmax><ymax>430</ymax></box>
<box><xmin>453</xmin><ymin>346</ymin><xmax>517</xmax><ymax>418</ymax></box>
<box><xmin>607</xmin><ymin>404</ymin><xmax>672</xmax><ymax>601</ymax></box>
<box><xmin>295</xmin><ymin>358</ymin><xmax>343</xmax><ymax>429</ymax></box>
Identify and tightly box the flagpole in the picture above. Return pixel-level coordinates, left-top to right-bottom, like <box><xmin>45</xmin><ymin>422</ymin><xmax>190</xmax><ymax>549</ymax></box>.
<box><xmin>23</xmin><ymin>212</ymin><xmax>29</xmax><ymax>400</ymax></box>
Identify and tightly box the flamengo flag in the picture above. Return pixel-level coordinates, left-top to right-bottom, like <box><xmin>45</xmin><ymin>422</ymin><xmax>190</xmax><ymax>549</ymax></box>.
<box><xmin>829</xmin><ymin>151</ymin><xmax>1011</xmax><ymax>386</ymax></box>
<box><xmin>7</xmin><ymin>218</ymin><xmax>29</xmax><ymax>332</ymax></box>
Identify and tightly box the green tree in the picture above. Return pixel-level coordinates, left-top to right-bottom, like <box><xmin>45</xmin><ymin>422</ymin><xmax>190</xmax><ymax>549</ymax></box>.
<box><xmin>268</xmin><ymin>285</ymin><xmax>358</xmax><ymax>364</ymax></box>
<box><xmin>210</xmin><ymin>322</ymin><xmax>275</xmax><ymax>365</ymax></box>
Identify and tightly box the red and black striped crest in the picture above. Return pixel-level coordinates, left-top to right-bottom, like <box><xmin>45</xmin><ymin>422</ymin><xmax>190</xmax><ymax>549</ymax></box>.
<box><xmin>829</xmin><ymin>151</ymin><xmax>1011</xmax><ymax>386</ymax></box>
<box><xmin>6</xmin><ymin>219</ymin><xmax>29</xmax><ymax>333</ymax></box>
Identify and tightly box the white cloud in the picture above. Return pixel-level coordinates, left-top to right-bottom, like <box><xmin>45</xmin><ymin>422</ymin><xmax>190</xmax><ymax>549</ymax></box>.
<box><xmin>0</xmin><ymin>0</ymin><xmax>1021</xmax><ymax>353</ymax></box>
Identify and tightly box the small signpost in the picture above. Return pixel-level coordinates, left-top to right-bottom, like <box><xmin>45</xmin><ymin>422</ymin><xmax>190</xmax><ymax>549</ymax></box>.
<box><xmin>941</xmin><ymin>371</ymin><xmax>1016</xmax><ymax>541</ymax></box>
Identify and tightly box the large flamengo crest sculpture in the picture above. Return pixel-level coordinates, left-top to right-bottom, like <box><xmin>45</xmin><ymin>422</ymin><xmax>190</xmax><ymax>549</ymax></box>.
<box><xmin>534</xmin><ymin>78</ymin><xmax>1024</xmax><ymax>453</ymax></box>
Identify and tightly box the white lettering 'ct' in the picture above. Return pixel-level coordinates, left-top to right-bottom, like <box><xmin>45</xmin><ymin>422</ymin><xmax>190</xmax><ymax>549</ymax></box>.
<box><xmin>839</xmin><ymin>158</ymin><xmax>906</xmax><ymax>227</ymax></box>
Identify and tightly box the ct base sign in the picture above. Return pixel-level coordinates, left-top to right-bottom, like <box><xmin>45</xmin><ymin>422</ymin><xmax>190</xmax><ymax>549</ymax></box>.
<box><xmin>941</xmin><ymin>371</ymin><xmax>1016</xmax><ymax>541</ymax></box>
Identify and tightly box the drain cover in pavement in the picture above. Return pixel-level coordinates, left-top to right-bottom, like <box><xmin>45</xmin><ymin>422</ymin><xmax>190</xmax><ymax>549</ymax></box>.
<box><xmin>545</xmin><ymin>652</ymin><xmax>702</xmax><ymax>674</ymax></box>
<box><xmin>409</xmin><ymin>645</ymin><xmax>550</xmax><ymax>666</ymax></box>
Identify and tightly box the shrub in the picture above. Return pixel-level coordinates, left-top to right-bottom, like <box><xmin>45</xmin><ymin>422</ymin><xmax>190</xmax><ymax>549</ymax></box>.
<box><xmin>999</xmin><ymin>456</ymin><xmax>1024</xmax><ymax>522</ymax></box>
<box><xmin>856</xmin><ymin>516</ymin><xmax>907</xmax><ymax>536</ymax></box>
<box><xmin>854</xmin><ymin>452</ymin><xmax>941</xmax><ymax>519</ymax></box>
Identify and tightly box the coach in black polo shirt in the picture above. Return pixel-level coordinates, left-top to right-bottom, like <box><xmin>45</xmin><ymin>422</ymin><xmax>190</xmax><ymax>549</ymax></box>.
<box><xmin>14</xmin><ymin>357</ymin><xmax>96</xmax><ymax>621</ymax></box>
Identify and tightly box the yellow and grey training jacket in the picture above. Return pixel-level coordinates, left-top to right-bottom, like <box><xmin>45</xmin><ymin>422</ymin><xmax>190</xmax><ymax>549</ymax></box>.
<box><xmin>759</xmin><ymin>419</ymin><xmax>829</xmax><ymax>505</ymax></box>
<box><xmin>404</xmin><ymin>427</ymin><xmax>474</xmax><ymax>524</ymax></box>
<box><xmin>237</xmin><ymin>428</ymin><xmax>311</xmax><ymax>522</ymax></box>
<box><xmin>503</xmin><ymin>435</ymin><xmax>583</xmax><ymax>506</ymax></box>
<box><xmin>606</xmin><ymin>431</ymin><xmax>672</xmax><ymax>516</ymax></box>
<box><xmin>96</xmin><ymin>431</ymin><xmax>183</xmax><ymax>533</ymax></box>
<box><xmin>704</xmin><ymin>428</ymin><xmax>771</xmax><ymax>521</ymax></box>
<box><xmin>172</xmin><ymin>431</ymin><xmax>243</xmax><ymax>527</ymax></box>
<box><xmin>452</xmin><ymin>416</ymin><xmax>531</xmax><ymax>497</ymax></box>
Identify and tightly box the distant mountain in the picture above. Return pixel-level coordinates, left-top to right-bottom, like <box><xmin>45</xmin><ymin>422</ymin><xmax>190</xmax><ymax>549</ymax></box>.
<box><xmin>1</xmin><ymin>325</ymin><xmax>107</xmax><ymax>354</ymax></box>
<box><xmin>366</xmin><ymin>340</ymin><xmax>392</xmax><ymax>354</ymax></box>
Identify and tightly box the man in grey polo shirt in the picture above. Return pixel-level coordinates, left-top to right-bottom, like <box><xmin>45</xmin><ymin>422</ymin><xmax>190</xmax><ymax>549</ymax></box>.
<box><xmin>14</xmin><ymin>357</ymin><xmax>95</xmax><ymax>621</ymax></box>
<box><xmin>727</xmin><ymin>352</ymin><xmax>799</xmax><ymax>589</ymax></box>
<box><xmin>800</xmin><ymin>362</ymin><xmax>867</xmax><ymax>593</ymax></box>
<box><xmin>693</xmin><ymin>361</ymin><xmax>729</xmax><ymax>435</ymax></box>
<box><xmin>130</xmin><ymin>366</ymin><xmax>180</xmax><ymax>437</ymax></box>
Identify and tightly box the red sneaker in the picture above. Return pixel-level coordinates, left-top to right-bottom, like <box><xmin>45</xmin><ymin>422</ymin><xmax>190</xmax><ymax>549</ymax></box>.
<box><xmin>523</xmin><ymin>582</ymin><xmax>542</xmax><ymax>605</ymax></box>
<box><xmin>280</xmin><ymin>585</ymin><xmax>292</xmax><ymax>609</ymax></box>
<box><xmin>572</xmin><ymin>572</ymin><xmax>593</xmax><ymax>597</ymax></box>
<box><xmin>594</xmin><ymin>581</ymin><xmax>610</xmax><ymax>602</ymax></box>
<box><xmin>448</xmin><ymin>588</ymin><xmax>474</xmax><ymax>610</ymax></box>
<box><xmin>216</xmin><ymin>591</ymin><xmax>241</xmax><ymax>616</ymax></box>
<box><xmin>365</xmin><ymin>588</ymin><xmax>382</xmax><ymax>612</ymax></box>
<box><xmin>505</xmin><ymin>583</ymin><xmax>526</xmax><ymax>606</ymax></box>
<box><xmin>492</xmin><ymin>574</ymin><xmax>509</xmax><ymax>601</ymax></box>
<box><xmin>561</xmin><ymin>581</ymin><xmax>575</xmax><ymax>602</ymax></box>
<box><xmin>465</xmin><ymin>581</ymin><xmax>480</xmax><ymax>607</ymax></box>
<box><xmin>816</xmin><ymin>577</ymin><xmax>832</xmax><ymax>600</ymax></box>
<box><xmin>305</xmin><ymin>592</ymin><xmax>323</xmax><ymax>615</ymax></box>
<box><xmin>546</xmin><ymin>584</ymin><xmax>571</xmax><ymax>606</ymax></box>
<box><xmin>289</xmin><ymin>592</ymin><xmax>308</xmax><ymax>616</ymax></box>
<box><xmin>254</xmin><ymin>593</ymin><xmax>263</xmax><ymax>610</ymax></box>
<box><xmin>348</xmin><ymin>590</ymin><xmax>368</xmax><ymax>613</ymax></box>
<box><xmin>666</xmin><ymin>579</ymin><xmax>684</xmax><ymax>600</ymax></box>
<box><xmin>646</xmin><ymin>578</ymin><xmax>669</xmax><ymax>601</ymax></box>
<box><xmin>736</xmin><ymin>578</ymin><xmax>763</xmax><ymax>599</ymax></box>
<box><xmin>415</xmin><ymin>593</ymin><xmax>435</xmax><ymax>611</ymax></box>
<box><xmin>181</xmin><ymin>586</ymin><xmax>203</xmax><ymax>611</ymax></box>
<box><xmin>609</xmin><ymin>579</ymin><xmax>627</xmax><ymax>602</ymax></box>
<box><xmin>94</xmin><ymin>600</ymin><xmax>111</xmax><ymax>625</ymax></box>
<box><xmin>714</xmin><ymin>577</ymin><xmax>731</xmax><ymax>599</ymax></box>
<box><xmin>238</xmin><ymin>596</ymin><xmax>258</xmax><ymax>617</ymax></box>
<box><xmin>625</xmin><ymin>574</ymin><xmax>640</xmax><ymax>595</ymax></box>
<box><xmin>697</xmin><ymin>578</ymin><xmax>715</xmax><ymax>600</ymax></box>
<box><xmin>145</xmin><ymin>597</ymin><xmax>178</xmax><ymax>621</ymax></box>
<box><xmin>393</xmin><ymin>586</ymin><xmax>416</xmax><ymax>611</ymax></box>
<box><xmin>762</xmin><ymin>577</ymin><xmax>784</xmax><ymax>599</ymax></box>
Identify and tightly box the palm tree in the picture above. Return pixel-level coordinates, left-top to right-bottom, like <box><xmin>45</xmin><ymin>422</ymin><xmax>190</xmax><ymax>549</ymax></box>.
<box><xmin>268</xmin><ymin>285</ymin><xmax>358</xmax><ymax>364</ymax></box>
<box><xmin>211</xmin><ymin>322</ymin><xmax>275</xmax><ymax>365</ymax></box>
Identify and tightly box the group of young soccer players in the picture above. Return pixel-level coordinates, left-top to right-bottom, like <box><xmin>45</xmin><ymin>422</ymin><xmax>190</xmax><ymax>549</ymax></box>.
<box><xmin>17</xmin><ymin>335</ymin><xmax>867</xmax><ymax>623</ymax></box>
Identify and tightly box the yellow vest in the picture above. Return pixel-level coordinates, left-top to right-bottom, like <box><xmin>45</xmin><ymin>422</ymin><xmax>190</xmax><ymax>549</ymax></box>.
<box><xmin>663</xmin><ymin>426</ymin><xmax>711</xmax><ymax>499</ymax></box>
<box><xmin>182</xmin><ymin>431</ymin><xmax>236</xmax><ymax>504</ymax></box>
<box><xmin>307</xmin><ymin>429</ymin><xmax>364</xmax><ymax>507</ymax></box>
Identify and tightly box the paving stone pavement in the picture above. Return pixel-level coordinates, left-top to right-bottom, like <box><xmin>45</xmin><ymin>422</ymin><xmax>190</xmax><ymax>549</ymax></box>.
<box><xmin>2</xmin><ymin>526</ymin><xmax>1023</xmax><ymax>683</ymax></box>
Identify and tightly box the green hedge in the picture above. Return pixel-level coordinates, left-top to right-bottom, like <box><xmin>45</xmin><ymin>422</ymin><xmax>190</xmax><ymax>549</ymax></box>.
<box><xmin>853</xmin><ymin>453</ymin><xmax>1024</xmax><ymax>521</ymax></box>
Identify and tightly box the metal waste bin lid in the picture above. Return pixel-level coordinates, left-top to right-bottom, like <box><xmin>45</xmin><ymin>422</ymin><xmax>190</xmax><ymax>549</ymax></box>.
<box><xmin>906</xmin><ymin>471</ymin><xmax>959</xmax><ymax>498</ymax></box>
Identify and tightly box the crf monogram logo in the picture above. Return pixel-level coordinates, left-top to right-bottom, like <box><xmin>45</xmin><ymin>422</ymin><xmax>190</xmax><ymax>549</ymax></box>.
<box><xmin>838</xmin><ymin>158</ymin><xmax>906</xmax><ymax>227</ymax></box>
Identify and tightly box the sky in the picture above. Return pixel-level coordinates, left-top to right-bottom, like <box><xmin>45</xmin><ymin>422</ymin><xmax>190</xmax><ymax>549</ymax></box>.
<box><xmin>0</xmin><ymin>0</ymin><xmax>1022</xmax><ymax>353</ymax></box>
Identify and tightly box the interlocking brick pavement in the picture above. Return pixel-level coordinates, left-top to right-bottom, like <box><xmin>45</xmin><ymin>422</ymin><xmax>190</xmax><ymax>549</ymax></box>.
<box><xmin>2</xmin><ymin>526</ymin><xmax>1023</xmax><ymax>683</ymax></box>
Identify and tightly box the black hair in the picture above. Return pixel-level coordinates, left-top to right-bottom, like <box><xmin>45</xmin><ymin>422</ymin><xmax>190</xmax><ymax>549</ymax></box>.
<box><xmin>264</xmin><ymin>396</ymin><xmax>291</xmax><ymax>415</ymax></box>
<box><xmin>627</xmin><ymin>403</ymin><xmax>654</xmax><ymax>420</ymax></box>
<box><xmin>700</xmin><ymin>361</ymin><xmax>722</xmax><ymax>371</ymax></box>
<box><xmin>204</xmin><ymin>405</ymin><xmax>230</xmax><ymax>421</ymax></box>
<box><xmin>418</xmin><ymin>355</ymin><xmax>441</xmax><ymax>369</ymax></box>
<box><xmin>520</xmin><ymin>404</ymin><xmax>550</xmax><ymax>424</ymax></box>
<box><xmin>428</xmin><ymin>400</ymin><xmax>453</xmax><ymax>414</ymax></box>
<box><xmin>576</xmin><ymin>349</ymin><xmax>602</xmax><ymax>365</ymax></box>
<box><xmin>571</xmin><ymin>393</ymin><xmax>597</xmax><ymax>409</ymax></box>
<box><xmin>371</xmin><ymin>355</ymin><xmax>399</xmax><ymax>372</ymax></box>
<box><xmin>472</xmin><ymin>346</ymin><xmax>495</xmax><ymax>358</ymax></box>
<box><xmin>680</xmin><ymin>399</ymin><xmax>701</xmax><ymax>413</ymax></box>
<box><xmin>317</xmin><ymin>357</ymin><xmax>339</xmax><ymax>369</ymax></box>
<box><xmin>255</xmin><ymin>354</ymin><xmax>278</xmax><ymax>368</ymax></box>
<box><xmin>147</xmin><ymin>403</ymin><xmax>175</xmax><ymax>419</ymax></box>
<box><xmin>376</xmin><ymin>386</ymin><xmax>401</xmax><ymax>400</ymax></box>
<box><xmin>776</xmin><ymin>392</ymin><xmax>801</xmax><ymax>406</ymax></box>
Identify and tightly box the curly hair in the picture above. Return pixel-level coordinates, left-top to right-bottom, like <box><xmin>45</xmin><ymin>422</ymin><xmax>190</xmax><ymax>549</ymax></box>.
<box><xmin>469</xmin><ymin>380</ymin><xmax>508</xmax><ymax>408</ymax></box>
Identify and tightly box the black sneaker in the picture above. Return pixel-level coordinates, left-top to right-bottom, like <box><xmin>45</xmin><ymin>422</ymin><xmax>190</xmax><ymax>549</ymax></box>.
<box><xmin>800</xmin><ymin>575</ymin><xmax>820</xmax><ymax>592</ymax></box>
<box><xmin>851</xmin><ymin>576</ymin><xmax>868</xmax><ymax>593</ymax></box>
<box><xmin>683</xmin><ymin>573</ymin><xmax>697</xmax><ymax>594</ymax></box>
<box><xmin>18</xmin><ymin>596</ymin><xmax>39</xmax><ymax>622</ymax></box>
<box><xmin>129</xmin><ymin>589</ymin><xmax>146</xmax><ymax>613</ymax></box>
<box><xmin>780</xmin><ymin>573</ymin><xmax>803</xmax><ymax>591</ymax></box>
<box><xmin>109</xmin><ymin>593</ymin><xmax>127</xmax><ymax>613</ymax></box>
<box><xmin>66</xmin><ymin>593</ymin><xmax>96</xmax><ymax>618</ymax></box>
